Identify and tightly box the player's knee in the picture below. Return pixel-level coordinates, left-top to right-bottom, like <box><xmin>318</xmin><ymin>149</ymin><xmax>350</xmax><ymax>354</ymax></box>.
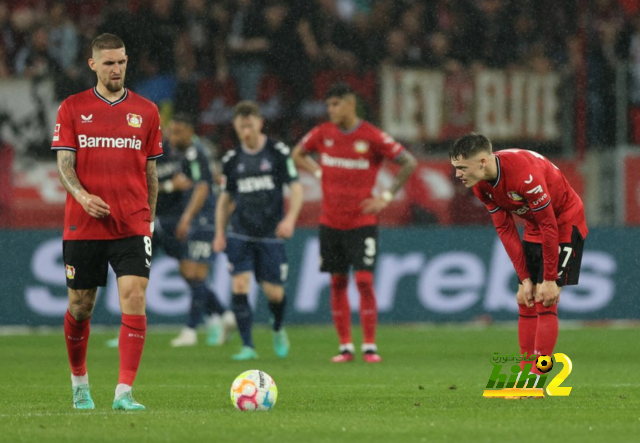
<box><xmin>180</xmin><ymin>262</ymin><xmax>207</xmax><ymax>281</ymax></box>
<box><xmin>232</xmin><ymin>281</ymin><xmax>249</xmax><ymax>294</ymax></box>
<box><xmin>68</xmin><ymin>299</ymin><xmax>94</xmax><ymax>321</ymax></box>
<box><xmin>120</xmin><ymin>286</ymin><xmax>146</xmax><ymax>312</ymax></box>
<box><xmin>68</xmin><ymin>289</ymin><xmax>96</xmax><ymax>320</ymax></box>
<box><xmin>263</xmin><ymin>284</ymin><xmax>284</xmax><ymax>302</ymax></box>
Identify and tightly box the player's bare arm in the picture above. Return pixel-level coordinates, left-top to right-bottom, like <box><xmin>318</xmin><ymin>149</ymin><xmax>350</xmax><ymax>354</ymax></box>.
<box><xmin>176</xmin><ymin>182</ymin><xmax>209</xmax><ymax>241</ymax></box>
<box><xmin>361</xmin><ymin>151</ymin><xmax>417</xmax><ymax>214</ymax></box>
<box><xmin>213</xmin><ymin>191</ymin><xmax>234</xmax><ymax>253</ymax></box>
<box><xmin>146</xmin><ymin>160</ymin><xmax>158</xmax><ymax>231</ymax></box>
<box><xmin>57</xmin><ymin>150</ymin><xmax>110</xmax><ymax>218</ymax></box>
<box><xmin>292</xmin><ymin>145</ymin><xmax>322</xmax><ymax>178</ymax></box>
<box><xmin>276</xmin><ymin>181</ymin><xmax>304</xmax><ymax>239</ymax></box>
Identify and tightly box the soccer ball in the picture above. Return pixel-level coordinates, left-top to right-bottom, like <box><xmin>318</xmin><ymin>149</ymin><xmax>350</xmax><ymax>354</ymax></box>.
<box><xmin>535</xmin><ymin>355</ymin><xmax>554</xmax><ymax>373</ymax></box>
<box><xmin>230</xmin><ymin>370</ymin><xmax>278</xmax><ymax>411</ymax></box>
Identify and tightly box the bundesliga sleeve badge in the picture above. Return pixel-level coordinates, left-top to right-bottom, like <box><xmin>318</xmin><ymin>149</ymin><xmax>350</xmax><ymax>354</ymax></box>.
<box><xmin>126</xmin><ymin>113</ymin><xmax>143</xmax><ymax>128</ymax></box>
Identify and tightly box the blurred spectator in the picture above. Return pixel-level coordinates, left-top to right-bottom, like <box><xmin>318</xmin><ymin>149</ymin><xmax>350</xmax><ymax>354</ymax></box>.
<box><xmin>48</xmin><ymin>1</ymin><xmax>78</xmax><ymax>70</ymax></box>
<box><xmin>0</xmin><ymin>2</ymin><xmax>17</xmax><ymax>77</ymax></box>
<box><xmin>182</xmin><ymin>0</ymin><xmax>214</xmax><ymax>76</ymax></box>
<box><xmin>311</xmin><ymin>0</ymin><xmax>365</xmax><ymax>71</ymax></box>
<box><xmin>14</xmin><ymin>25</ymin><xmax>58</xmax><ymax>78</ymax></box>
<box><xmin>424</xmin><ymin>31</ymin><xmax>460</xmax><ymax>72</ymax></box>
<box><xmin>382</xmin><ymin>29</ymin><xmax>411</xmax><ymax>67</ymax></box>
<box><xmin>172</xmin><ymin>31</ymin><xmax>199</xmax><ymax>120</ymax></box>
<box><xmin>399</xmin><ymin>6</ymin><xmax>428</xmax><ymax>67</ymax></box>
<box><xmin>227</xmin><ymin>0</ymin><xmax>269</xmax><ymax>101</ymax></box>
<box><xmin>585</xmin><ymin>0</ymin><xmax>625</xmax><ymax>147</ymax></box>
<box><xmin>511</xmin><ymin>12</ymin><xmax>538</xmax><ymax>66</ymax></box>
<box><xmin>136</xmin><ymin>0</ymin><xmax>183</xmax><ymax>78</ymax></box>
<box><xmin>626</xmin><ymin>13</ymin><xmax>640</xmax><ymax>144</ymax></box>
<box><xmin>467</xmin><ymin>0</ymin><xmax>514</xmax><ymax>68</ymax></box>
<box><xmin>264</xmin><ymin>2</ymin><xmax>312</xmax><ymax>132</ymax></box>
<box><xmin>526</xmin><ymin>42</ymin><xmax>554</xmax><ymax>74</ymax></box>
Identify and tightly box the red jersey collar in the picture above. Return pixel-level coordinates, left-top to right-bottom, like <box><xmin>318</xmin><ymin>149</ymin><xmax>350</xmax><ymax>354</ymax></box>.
<box><xmin>93</xmin><ymin>87</ymin><xmax>129</xmax><ymax>106</ymax></box>
<box><xmin>490</xmin><ymin>155</ymin><xmax>502</xmax><ymax>188</ymax></box>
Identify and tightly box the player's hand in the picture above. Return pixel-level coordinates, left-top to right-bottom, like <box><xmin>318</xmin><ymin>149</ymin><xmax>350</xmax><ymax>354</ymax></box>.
<box><xmin>78</xmin><ymin>192</ymin><xmax>110</xmax><ymax>218</ymax></box>
<box><xmin>176</xmin><ymin>216</ymin><xmax>191</xmax><ymax>241</ymax></box>
<box><xmin>518</xmin><ymin>278</ymin><xmax>535</xmax><ymax>307</ymax></box>
<box><xmin>213</xmin><ymin>234</ymin><xmax>226</xmax><ymax>253</ymax></box>
<box><xmin>173</xmin><ymin>173</ymin><xmax>193</xmax><ymax>191</ymax></box>
<box><xmin>360</xmin><ymin>197</ymin><xmax>389</xmax><ymax>214</ymax></box>
<box><xmin>276</xmin><ymin>218</ymin><xmax>295</xmax><ymax>239</ymax></box>
<box><xmin>536</xmin><ymin>280</ymin><xmax>560</xmax><ymax>307</ymax></box>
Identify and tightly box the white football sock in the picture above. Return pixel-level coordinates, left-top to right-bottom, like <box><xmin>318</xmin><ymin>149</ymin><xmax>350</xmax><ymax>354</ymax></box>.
<box><xmin>71</xmin><ymin>373</ymin><xmax>88</xmax><ymax>387</ymax></box>
<box><xmin>339</xmin><ymin>343</ymin><xmax>355</xmax><ymax>354</ymax></box>
<box><xmin>362</xmin><ymin>343</ymin><xmax>378</xmax><ymax>353</ymax></box>
<box><xmin>115</xmin><ymin>383</ymin><xmax>132</xmax><ymax>398</ymax></box>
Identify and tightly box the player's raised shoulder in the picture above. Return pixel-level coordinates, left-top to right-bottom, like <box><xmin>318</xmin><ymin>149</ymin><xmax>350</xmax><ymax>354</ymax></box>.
<box><xmin>221</xmin><ymin>149</ymin><xmax>237</xmax><ymax>164</ymax></box>
<box><xmin>271</xmin><ymin>139</ymin><xmax>291</xmax><ymax>156</ymax></box>
<box><xmin>126</xmin><ymin>89</ymin><xmax>158</xmax><ymax>109</ymax></box>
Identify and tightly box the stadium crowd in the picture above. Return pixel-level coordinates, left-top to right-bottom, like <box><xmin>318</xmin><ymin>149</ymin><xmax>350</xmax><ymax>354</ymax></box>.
<box><xmin>2</xmin><ymin>0</ymin><xmax>640</xmax><ymax>150</ymax></box>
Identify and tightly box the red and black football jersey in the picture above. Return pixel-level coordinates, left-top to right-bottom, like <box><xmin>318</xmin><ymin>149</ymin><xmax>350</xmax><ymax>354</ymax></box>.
<box><xmin>52</xmin><ymin>88</ymin><xmax>163</xmax><ymax>240</ymax></box>
<box><xmin>301</xmin><ymin>121</ymin><xmax>405</xmax><ymax>230</ymax></box>
<box><xmin>473</xmin><ymin>149</ymin><xmax>587</xmax><ymax>281</ymax></box>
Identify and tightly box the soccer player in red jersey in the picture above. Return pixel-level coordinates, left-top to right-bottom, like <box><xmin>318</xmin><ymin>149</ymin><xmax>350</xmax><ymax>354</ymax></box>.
<box><xmin>52</xmin><ymin>34</ymin><xmax>162</xmax><ymax>411</ymax></box>
<box><xmin>292</xmin><ymin>83</ymin><xmax>417</xmax><ymax>363</ymax></box>
<box><xmin>450</xmin><ymin>133</ymin><xmax>588</xmax><ymax>377</ymax></box>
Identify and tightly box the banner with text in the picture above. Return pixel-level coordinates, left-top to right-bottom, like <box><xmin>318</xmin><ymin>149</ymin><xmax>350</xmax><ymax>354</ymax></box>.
<box><xmin>380</xmin><ymin>67</ymin><xmax>561</xmax><ymax>143</ymax></box>
<box><xmin>0</xmin><ymin>227</ymin><xmax>633</xmax><ymax>326</ymax></box>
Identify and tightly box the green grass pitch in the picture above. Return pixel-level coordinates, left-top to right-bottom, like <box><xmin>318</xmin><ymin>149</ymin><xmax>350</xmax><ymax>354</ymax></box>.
<box><xmin>1</xmin><ymin>325</ymin><xmax>638</xmax><ymax>443</ymax></box>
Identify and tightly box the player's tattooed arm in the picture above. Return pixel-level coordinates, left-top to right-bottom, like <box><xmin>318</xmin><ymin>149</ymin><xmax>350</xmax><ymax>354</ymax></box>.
<box><xmin>361</xmin><ymin>151</ymin><xmax>417</xmax><ymax>214</ymax></box>
<box><xmin>56</xmin><ymin>150</ymin><xmax>84</xmax><ymax>197</ymax></box>
<box><xmin>146</xmin><ymin>160</ymin><xmax>158</xmax><ymax>221</ymax></box>
<box><xmin>57</xmin><ymin>150</ymin><xmax>110</xmax><ymax>218</ymax></box>
<box><xmin>389</xmin><ymin>151</ymin><xmax>418</xmax><ymax>196</ymax></box>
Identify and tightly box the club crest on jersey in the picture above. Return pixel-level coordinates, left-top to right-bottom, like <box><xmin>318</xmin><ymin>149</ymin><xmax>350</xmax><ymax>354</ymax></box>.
<box><xmin>53</xmin><ymin>124</ymin><xmax>60</xmax><ymax>141</ymax></box>
<box><xmin>66</xmin><ymin>264</ymin><xmax>75</xmax><ymax>280</ymax></box>
<box><xmin>126</xmin><ymin>113</ymin><xmax>143</xmax><ymax>128</ymax></box>
<box><xmin>324</xmin><ymin>139</ymin><xmax>334</xmax><ymax>147</ymax></box>
<box><xmin>260</xmin><ymin>158</ymin><xmax>272</xmax><ymax>172</ymax></box>
<box><xmin>354</xmin><ymin>140</ymin><xmax>369</xmax><ymax>153</ymax></box>
<box><xmin>507</xmin><ymin>191</ymin><xmax>524</xmax><ymax>201</ymax></box>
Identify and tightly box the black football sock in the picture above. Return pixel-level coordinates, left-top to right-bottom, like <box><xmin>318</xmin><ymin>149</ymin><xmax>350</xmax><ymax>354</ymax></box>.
<box><xmin>268</xmin><ymin>296</ymin><xmax>286</xmax><ymax>332</ymax></box>
<box><xmin>232</xmin><ymin>293</ymin><xmax>254</xmax><ymax>348</ymax></box>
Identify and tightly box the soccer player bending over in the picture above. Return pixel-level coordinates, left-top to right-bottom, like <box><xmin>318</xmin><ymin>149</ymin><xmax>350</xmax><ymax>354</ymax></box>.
<box><xmin>53</xmin><ymin>34</ymin><xmax>162</xmax><ymax>411</ymax></box>
<box><xmin>450</xmin><ymin>133</ymin><xmax>588</xmax><ymax>377</ymax></box>
<box><xmin>292</xmin><ymin>83</ymin><xmax>417</xmax><ymax>363</ymax></box>
<box><xmin>213</xmin><ymin>101</ymin><xmax>303</xmax><ymax>361</ymax></box>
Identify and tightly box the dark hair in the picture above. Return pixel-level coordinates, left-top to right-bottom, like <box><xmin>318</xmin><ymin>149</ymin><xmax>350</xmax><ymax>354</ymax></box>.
<box><xmin>171</xmin><ymin>112</ymin><xmax>195</xmax><ymax>128</ymax></box>
<box><xmin>449</xmin><ymin>133</ymin><xmax>493</xmax><ymax>160</ymax></box>
<box><xmin>92</xmin><ymin>33</ymin><xmax>125</xmax><ymax>52</ymax></box>
<box><xmin>325</xmin><ymin>82</ymin><xmax>355</xmax><ymax>100</ymax></box>
<box><xmin>233</xmin><ymin>100</ymin><xmax>261</xmax><ymax>118</ymax></box>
